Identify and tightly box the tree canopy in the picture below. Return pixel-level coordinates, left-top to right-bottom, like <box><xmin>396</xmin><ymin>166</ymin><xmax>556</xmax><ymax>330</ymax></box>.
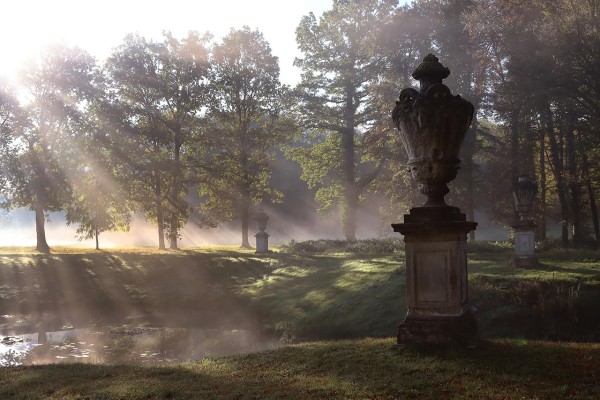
<box><xmin>1</xmin><ymin>0</ymin><xmax>599</xmax><ymax>248</ymax></box>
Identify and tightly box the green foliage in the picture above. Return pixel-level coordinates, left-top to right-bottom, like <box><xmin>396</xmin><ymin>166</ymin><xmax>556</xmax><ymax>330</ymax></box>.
<box><xmin>466</xmin><ymin>240</ymin><xmax>513</xmax><ymax>253</ymax></box>
<box><xmin>465</xmin><ymin>0</ymin><xmax>600</xmax><ymax>244</ymax></box>
<box><xmin>102</xmin><ymin>32</ymin><xmax>211</xmax><ymax>248</ymax></box>
<box><xmin>280</xmin><ymin>238</ymin><xmax>404</xmax><ymax>254</ymax></box>
<box><xmin>0</xmin><ymin>82</ymin><xmax>20</xmax><ymax>197</ymax></box>
<box><xmin>292</xmin><ymin>0</ymin><xmax>397</xmax><ymax>240</ymax></box>
<box><xmin>1</xmin><ymin>45</ymin><xmax>97</xmax><ymax>252</ymax></box>
<box><xmin>471</xmin><ymin>276</ymin><xmax>590</xmax><ymax>340</ymax></box>
<box><xmin>65</xmin><ymin>165</ymin><xmax>131</xmax><ymax>247</ymax></box>
<box><xmin>195</xmin><ymin>27</ymin><xmax>294</xmax><ymax>246</ymax></box>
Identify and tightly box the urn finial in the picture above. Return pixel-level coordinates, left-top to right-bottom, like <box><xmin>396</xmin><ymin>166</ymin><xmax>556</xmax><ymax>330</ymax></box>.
<box><xmin>412</xmin><ymin>54</ymin><xmax>450</xmax><ymax>93</ymax></box>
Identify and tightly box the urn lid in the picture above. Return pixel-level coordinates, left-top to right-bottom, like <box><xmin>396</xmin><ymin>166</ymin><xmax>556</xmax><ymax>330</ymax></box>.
<box><xmin>412</xmin><ymin>54</ymin><xmax>450</xmax><ymax>82</ymax></box>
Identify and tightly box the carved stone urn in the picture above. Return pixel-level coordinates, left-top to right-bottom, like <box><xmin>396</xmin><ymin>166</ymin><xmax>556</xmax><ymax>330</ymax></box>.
<box><xmin>512</xmin><ymin>175</ymin><xmax>538</xmax><ymax>221</ymax></box>
<box><xmin>392</xmin><ymin>54</ymin><xmax>474</xmax><ymax>208</ymax></box>
<box><xmin>391</xmin><ymin>54</ymin><xmax>478</xmax><ymax>346</ymax></box>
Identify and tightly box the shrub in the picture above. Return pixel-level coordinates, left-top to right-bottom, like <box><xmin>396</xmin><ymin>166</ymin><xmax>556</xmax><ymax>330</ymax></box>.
<box><xmin>279</xmin><ymin>238</ymin><xmax>404</xmax><ymax>254</ymax></box>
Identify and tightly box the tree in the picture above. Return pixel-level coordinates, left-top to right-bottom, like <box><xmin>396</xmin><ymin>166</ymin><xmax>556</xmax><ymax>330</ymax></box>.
<box><xmin>466</xmin><ymin>0</ymin><xmax>600</xmax><ymax>245</ymax></box>
<box><xmin>103</xmin><ymin>32</ymin><xmax>210</xmax><ymax>249</ymax></box>
<box><xmin>292</xmin><ymin>0</ymin><xmax>397</xmax><ymax>240</ymax></box>
<box><xmin>66</xmin><ymin>167</ymin><xmax>131</xmax><ymax>250</ymax></box>
<box><xmin>64</xmin><ymin>133</ymin><xmax>132</xmax><ymax>250</ymax></box>
<box><xmin>0</xmin><ymin>81</ymin><xmax>20</xmax><ymax>196</ymax></box>
<box><xmin>421</xmin><ymin>0</ymin><xmax>488</xmax><ymax>239</ymax></box>
<box><xmin>5</xmin><ymin>45</ymin><xmax>96</xmax><ymax>253</ymax></box>
<box><xmin>195</xmin><ymin>27</ymin><xmax>292</xmax><ymax>248</ymax></box>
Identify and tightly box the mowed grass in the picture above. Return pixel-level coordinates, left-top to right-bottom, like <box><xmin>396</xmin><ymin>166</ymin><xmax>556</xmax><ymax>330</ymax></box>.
<box><xmin>0</xmin><ymin>246</ymin><xmax>273</xmax><ymax>331</ymax></box>
<box><xmin>0</xmin><ymin>242</ymin><xmax>599</xmax><ymax>398</ymax></box>
<box><xmin>0</xmin><ymin>243</ymin><xmax>598</xmax><ymax>340</ymax></box>
<box><xmin>0</xmin><ymin>246</ymin><xmax>407</xmax><ymax>339</ymax></box>
<box><xmin>0</xmin><ymin>338</ymin><xmax>599</xmax><ymax>399</ymax></box>
<box><xmin>240</xmin><ymin>252</ymin><xmax>405</xmax><ymax>340</ymax></box>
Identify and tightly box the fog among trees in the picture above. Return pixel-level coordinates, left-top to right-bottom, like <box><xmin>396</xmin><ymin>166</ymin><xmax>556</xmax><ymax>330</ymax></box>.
<box><xmin>1</xmin><ymin>0</ymin><xmax>599</xmax><ymax>252</ymax></box>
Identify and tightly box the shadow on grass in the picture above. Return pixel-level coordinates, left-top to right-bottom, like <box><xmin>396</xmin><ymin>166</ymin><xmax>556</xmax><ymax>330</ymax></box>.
<box><xmin>0</xmin><ymin>339</ymin><xmax>598</xmax><ymax>399</ymax></box>
<box><xmin>0</xmin><ymin>251</ymin><xmax>272</xmax><ymax>333</ymax></box>
<box><xmin>244</xmin><ymin>253</ymin><xmax>406</xmax><ymax>340</ymax></box>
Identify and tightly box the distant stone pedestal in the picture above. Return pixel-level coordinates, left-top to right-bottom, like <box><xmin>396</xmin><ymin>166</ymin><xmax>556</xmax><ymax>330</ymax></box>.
<box><xmin>392</xmin><ymin>207</ymin><xmax>478</xmax><ymax>346</ymax></box>
<box><xmin>512</xmin><ymin>220</ymin><xmax>538</xmax><ymax>267</ymax></box>
<box><xmin>255</xmin><ymin>231</ymin><xmax>270</xmax><ymax>254</ymax></box>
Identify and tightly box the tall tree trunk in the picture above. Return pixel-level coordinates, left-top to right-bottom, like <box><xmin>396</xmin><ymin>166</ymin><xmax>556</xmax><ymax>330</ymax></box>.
<box><xmin>464</xmin><ymin>118</ymin><xmax>477</xmax><ymax>241</ymax></box>
<box><xmin>582</xmin><ymin>153</ymin><xmax>600</xmax><ymax>244</ymax></box>
<box><xmin>95</xmin><ymin>228</ymin><xmax>99</xmax><ymax>251</ymax></box>
<box><xmin>157</xmin><ymin>209</ymin><xmax>165</xmax><ymax>249</ymax></box>
<box><xmin>510</xmin><ymin>108</ymin><xmax>521</xmax><ymax>179</ymax></box>
<box><xmin>155</xmin><ymin>177</ymin><xmax>165</xmax><ymax>250</ymax></box>
<box><xmin>240</xmin><ymin>196</ymin><xmax>252</xmax><ymax>249</ymax></box>
<box><xmin>33</xmin><ymin>157</ymin><xmax>50</xmax><ymax>253</ymax></box>
<box><xmin>169</xmin><ymin>133</ymin><xmax>182</xmax><ymax>250</ymax></box>
<box><xmin>342</xmin><ymin>83</ymin><xmax>357</xmax><ymax>241</ymax></box>
<box><xmin>169</xmin><ymin>220</ymin><xmax>178</xmax><ymax>250</ymax></box>
<box><xmin>537</xmin><ymin>130</ymin><xmax>547</xmax><ymax>241</ymax></box>
<box><xmin>544</xmin><ymin>104</ymin><xmax>569</xmax><ymax>244</ymax></box>
<box><xmin>565</xmin><ymin>111</ymin><xmax>583</xmax><ymax>244</ymax></box>
<box><xmin>34</xmin><ymin>200</ymin><xmax>50</xmax><ymax>253</ymax></box>
<box><xmin>240</xmin><ymin>130</ymin><xmax>252</xmax><ymax>249</ymax></box>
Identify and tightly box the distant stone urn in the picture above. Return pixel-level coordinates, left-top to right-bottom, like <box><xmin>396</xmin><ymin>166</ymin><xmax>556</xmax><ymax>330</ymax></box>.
<box><xmin>392</xmin><ymin>54</ymin><xmax>474</xmax><ymax>208</ymax></box>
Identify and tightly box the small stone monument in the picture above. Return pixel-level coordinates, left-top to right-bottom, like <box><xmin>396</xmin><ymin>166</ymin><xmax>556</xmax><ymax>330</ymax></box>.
<box><xmin>511</xmin><ymin>175</ymin><xmax>538</xmax><ymax>267</ymax></box>
<box><xmin>255</xmin><ymin>208</ymin><xmax>270</xmax><ymax>254</ymax></box>
<box><xmin>391</xmin><ymin>54</ymin><xmax>478</xmax><ymax>346</ymax></box>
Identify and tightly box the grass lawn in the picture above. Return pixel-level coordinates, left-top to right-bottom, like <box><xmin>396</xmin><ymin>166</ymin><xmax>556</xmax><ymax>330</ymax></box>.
<box><xmin>0</xmin><ymin>241</ymin><xmax>598</xmax><ymax>398</ymax></box>
<box><xmin>0</xmin><ymin>338</ymin><xmax>598</xmax><ymax>399</ymax></box>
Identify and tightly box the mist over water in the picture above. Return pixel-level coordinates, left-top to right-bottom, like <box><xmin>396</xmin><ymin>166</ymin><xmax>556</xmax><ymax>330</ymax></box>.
<box><xmin>0</xmin><ymin>207</ymin><xmax>381</xmax><ymax>248</ymax></box>
<box><xmin>0</xmin><ymin>327</ymin><xmax>280</xmax><ymax>366</ymax></box>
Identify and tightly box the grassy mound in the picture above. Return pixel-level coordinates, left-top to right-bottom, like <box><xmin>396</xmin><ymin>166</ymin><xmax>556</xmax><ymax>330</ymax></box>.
<box><xmin>0</xmin><ymin>242</ymin><xmax>599</xmax><ymax>342</ymax></box>
<box><xmin>1</xmin><ymin>241</ymin><xmax>600</xmax><ymax>398</ymax></box>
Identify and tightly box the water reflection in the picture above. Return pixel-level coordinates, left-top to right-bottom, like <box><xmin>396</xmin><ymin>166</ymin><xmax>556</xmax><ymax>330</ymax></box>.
<box><xmin>0</xmin><ymin>326</ymin><xmax>279</xmax><ymax>366</ymax></box>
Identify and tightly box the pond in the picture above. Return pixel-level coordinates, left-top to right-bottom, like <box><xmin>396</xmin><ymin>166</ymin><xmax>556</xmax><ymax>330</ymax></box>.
<box><xmin>0</xmin><ymin>321</ymin><xmax>280</xmax><ymax>366</ymax></box>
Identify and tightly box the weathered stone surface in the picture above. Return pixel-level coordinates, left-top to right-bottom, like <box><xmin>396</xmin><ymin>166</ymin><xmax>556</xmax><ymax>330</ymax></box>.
<box><xmin>515</xmin><ymin>231</ymin><xmax>535</xmax><ymax>256</ymax></box>
<box><xmin>513</xmin><ymin>230</ymin><xmax>538</xmax><ymax>267</ymax></box>
<box><xmin>391</xmin><ymin>54</ymin><xmax>478</xmax><ymax>346</ymax></box>
<box><xmin>391</xmin><ymin>54</ymin><xmax>474</xmax><ymax>208</ymax></box>
<box><xmin>394</xmin><ymin>214</ymin><xmax>475</xmax><ymax>312</ymax></box>
<box><xmin>393</xmin><ymin>207</ymin><xmax>478</xmax><ymax>345</ymax></box>
<box><xmin>255</xmin><ymin>231</ymin><xmax>270</xmax><ymax>254</ymax></box>
<box><xmin>397</xmin><ymin>311</ymin><xmax>478</xmax><ymax>346</ymax></box>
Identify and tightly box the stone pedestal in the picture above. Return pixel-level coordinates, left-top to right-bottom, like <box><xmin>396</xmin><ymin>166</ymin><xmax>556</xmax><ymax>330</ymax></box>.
<box><xmin>392</xmin><ymin>207</ymin><xmax>478</xmax><ymax>346</ymax></box>
<box><xmin>255</xmin><ymin>231</ymin><xmax>270</xmax><ymax>254</ymax></box>
<box><xmin>512</xmin><ymin>220</ymin><xmax>537</xmax><ymax>267</ymax></box>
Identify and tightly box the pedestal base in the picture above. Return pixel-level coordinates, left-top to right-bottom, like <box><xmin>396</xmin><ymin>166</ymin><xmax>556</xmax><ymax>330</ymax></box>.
<box><xmin>512</xmin><ymin>224</ymin><xmax>537</xmax><ymax>268</ymax></box>
<box><xmin>393</xmin><ymin>206</ymin><xmax>478</xmax><ymax>347</ymax></box>
<box><xmin>255</xmin><ymin>231</ymin><xmax>270</xmax><ymax>254</ymax></box>
<box><xmin>397</xmin><ymin>311</ymin><xmax>478</xmax><ymax>346</ymax></box>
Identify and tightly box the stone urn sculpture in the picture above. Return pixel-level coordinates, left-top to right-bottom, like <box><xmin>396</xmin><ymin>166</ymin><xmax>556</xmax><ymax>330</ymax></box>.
<box><xmin>513</xmin><ymin>175</ymin><xmax>537</xmax><ymax>220</ymax></box>
<box><xmin>391</xmin><ymin>54</ymin><xmax>478</xmax><ymax>346</ymax></box>
<box><xmin>392</xmin><ymin>54</ymin><xmax>474</xmax><ymax>208</ymax></box>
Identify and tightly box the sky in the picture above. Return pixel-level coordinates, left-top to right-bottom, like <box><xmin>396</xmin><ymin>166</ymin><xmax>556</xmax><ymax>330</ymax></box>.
<box><xmin>0</xmin><ymin>0</ymin><xmax>335</xmax><ymax>86</ymax></box>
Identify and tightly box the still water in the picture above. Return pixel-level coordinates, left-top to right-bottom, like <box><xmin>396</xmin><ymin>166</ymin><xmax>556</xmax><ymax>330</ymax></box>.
<box><xmin>0</xmin><ymin>325</ymin><xmax>279</xmax><ymax>366</ymax></box>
